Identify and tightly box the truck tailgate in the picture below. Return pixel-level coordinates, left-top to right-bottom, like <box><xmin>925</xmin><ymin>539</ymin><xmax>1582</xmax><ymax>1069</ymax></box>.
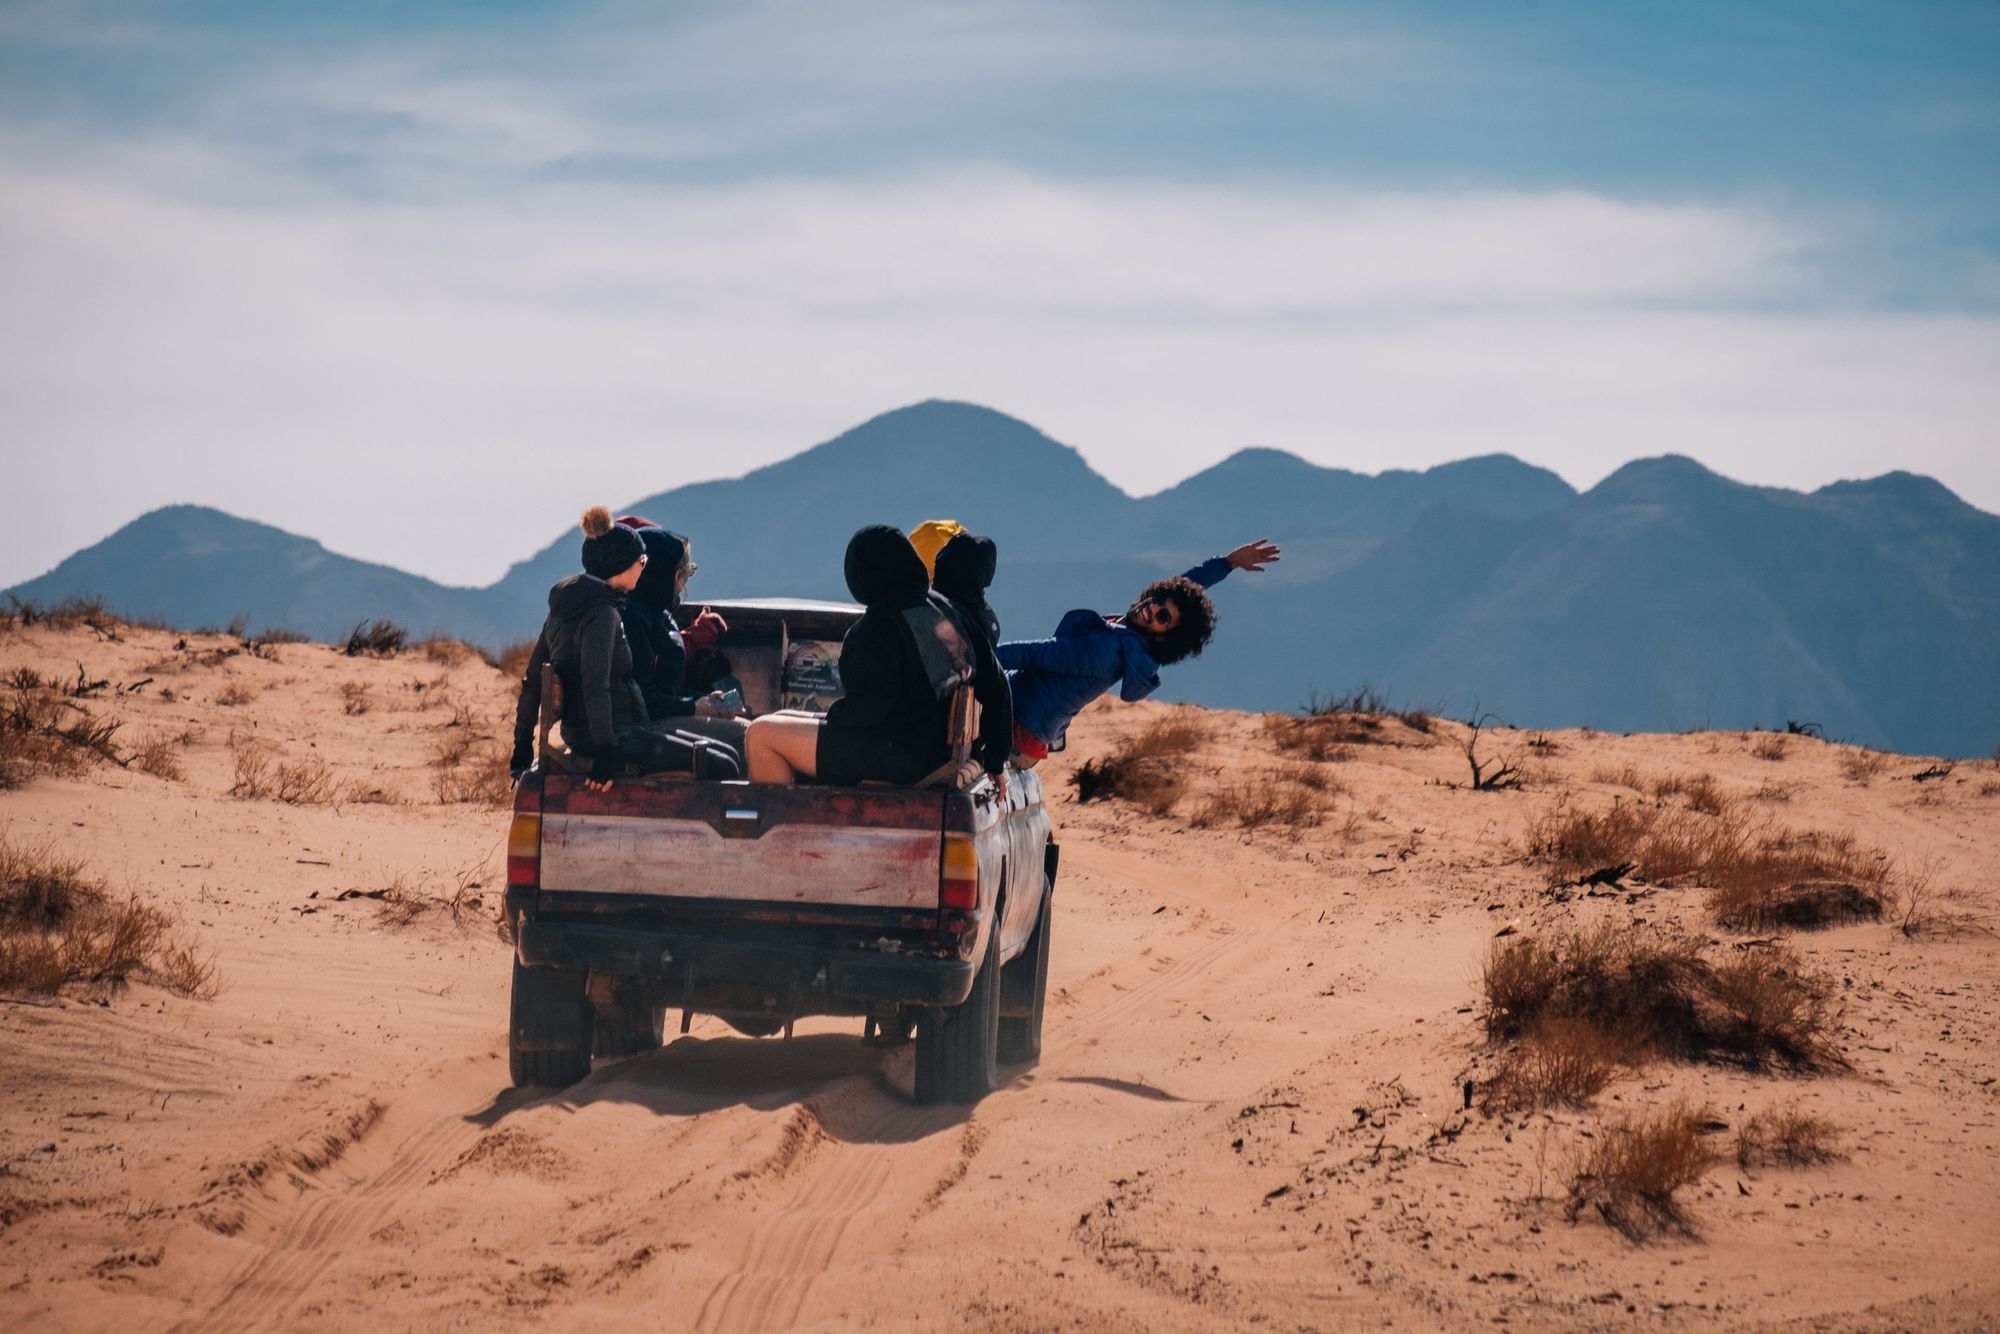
<box><xmin>538</xmin><ymin>779</ymin><xmax>948</xmax><ymax>910</ymax></box>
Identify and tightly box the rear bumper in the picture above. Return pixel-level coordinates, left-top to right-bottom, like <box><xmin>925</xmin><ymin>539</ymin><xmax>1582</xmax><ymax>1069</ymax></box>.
<box><xmin>515</xmin><ymin>919</ymin><xmax>975</xmax><ymax>1010</ymax></box>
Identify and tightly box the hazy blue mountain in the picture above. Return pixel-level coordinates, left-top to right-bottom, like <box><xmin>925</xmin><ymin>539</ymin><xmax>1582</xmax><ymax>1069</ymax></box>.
<box><xmin>9</xmin><ymin>402</ymin><xmax>1997</xmax><ymax>756</ymax></box>
<box><xmin>4</xmin><ymin>505</ymin><xmax>514</xmax><ymax>642</ymax></box>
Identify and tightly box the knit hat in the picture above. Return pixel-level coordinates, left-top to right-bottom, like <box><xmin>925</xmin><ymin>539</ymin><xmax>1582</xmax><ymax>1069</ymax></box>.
<box><xmin>579</xmin><ymin>506</ymin><xmax>646</xmax><ymax>580</ymax></box>
<box><xmin>907</xmin><ymin>519</ymin><xmax>965</xmax><ymax>580</ymax></box>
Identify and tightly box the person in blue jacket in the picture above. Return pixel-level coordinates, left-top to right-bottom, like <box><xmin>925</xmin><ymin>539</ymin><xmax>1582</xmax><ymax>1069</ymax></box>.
<box><xmin>997</xmin><ymin>539</ymin><xmax>1280</xmax><ymax>764</ymax></box>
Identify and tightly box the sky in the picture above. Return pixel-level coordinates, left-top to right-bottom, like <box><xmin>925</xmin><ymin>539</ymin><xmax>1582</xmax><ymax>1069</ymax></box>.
<box><xmin>2</xmin><ymin>0</ymin><xmax>1997</xmax><ymax>588</ymax></box>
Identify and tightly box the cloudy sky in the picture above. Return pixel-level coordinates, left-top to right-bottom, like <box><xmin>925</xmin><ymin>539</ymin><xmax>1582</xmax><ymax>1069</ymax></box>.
<box><xmin>3</xmin><ymin>0</ymin><xmax>1996</xmax><ymax>588</ymax></box>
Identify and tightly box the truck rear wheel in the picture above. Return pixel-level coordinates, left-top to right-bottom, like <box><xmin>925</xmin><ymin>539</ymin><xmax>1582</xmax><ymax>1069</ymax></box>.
<box><xmin>998</xmin><ymin>884</ymin><xmax>1052</xmax><ymax>1064</ymax></box>
<box><xmin>508</xmin><ymin>958</ymin><xmax>594</xmax><ymax>1089</ymax></box>
<box><xmin>593</xmin><ymin>996</ymin><xmax>665</xmax><ymax>1058</ymax></box>
<box><xmin>914</xmin><ymin>920</ymin><xmax>1001</xmax><ymax>1105</ymax></box>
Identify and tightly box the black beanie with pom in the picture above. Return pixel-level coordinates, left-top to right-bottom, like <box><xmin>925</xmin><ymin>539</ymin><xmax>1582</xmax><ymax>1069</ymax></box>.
<box><xmin>579</xmin><ymin>506</ymin><xmax>646</xmax><ymax>580</ymax></box>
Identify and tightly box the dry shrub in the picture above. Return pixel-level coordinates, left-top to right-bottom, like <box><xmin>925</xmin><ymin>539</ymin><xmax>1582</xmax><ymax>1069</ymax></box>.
<box><xmin>1568</xmin><ymin>1101</ymin><xmax>1713</xmax><ymax>1238</ymax></box>
<box><xmin>374</xmin><ymin>863</ymin><xmax>493</xmax><ymax>928</ymax></box>
<box><xmin>416</xmin><ymin>636</ymin><xmax>478</xmax><ymax>665</ymax></box>
<box><xmin>1526</xmin><ymin>797</ymin><xmax>1888</xmax><ymax>931</ymax></box>
<box><xmin>130</xmin><ymin>733</ymin><xmax>186</xmax><ymax>782</ymax></box>
<box><xmin>229</xmin><ymin>738</ymin><xmax>348</xmax><ymax>805</ymax></box>
<box><xmin>488</xmin><ymin>639</ymin><xmax>538</xmax><ymax>680</ymax></box>
<box><xmin>258</xmin><ymin>627</ymin><xmax>312</xmax><ymax>644</ymax></box>
<box><xmin>433</xmin><ymin>738</ymin><xmax>514</xmax><ymax>806</ymax></box>
<box><xmin>1837</xmin><ymin>747</ymin><xmax>1888</xmax><ymax>785</ymax></box>
<box><xmin>1483</xmin><ymin>1015</ymin><xmax>1621</xmax><ymax>1110</ymax></box>
<box><xmin>1</xmin><ymin>683</ymin><xmax>125</xmax><ymax>786</ymax></box>
<box><xmin>1750</xmin><ymin>734</ymin><xmax>1789</xmax><ymax>761</ymax></box>
<box><xmin>1190</xmin><ymin>770</ymin><xmax>1336</xmax><ymax>832</ymax></box>
<box><xmin>1750</xmin><ymin>782</ymin><xmax>1794</xmax><ymax>803</ymax></box>
<box><xmin>1071</xmin><ymin>710</ymin><xmax>1209</xmax><ymax>814</ymax></box>
<box><xmin>344</xmin><ymin>619</ymin><xmax>408</xmax><ymax>657</ymax></box>
<box><xmin>1590</xmin><ymin>765</ymin><xmax>1645</xmax><ymax>791</ymax></box>
<box><xmin>1704</xmin><ymin>829</ymin><xmax>1887</xmax><ymax>930</ymax></box>
<box><xmin>1482</xmin><ymin>924</ymin><xmax>1841</xmax><ymax>1070</ymax></box>
<box><xmin>339</xmin><ymin>682</ymin><xmax>371</xmax><ymax>716</ymax></box>
<box><xmin>1736</xmin><ymin>1104</ymin><xmax>1839</xmax><ymax>1168</ymax></box>
<box><xmin>1652</xmin><ymin>771</ymin><xmax>1726</xmax><ymax>814</ymax></box>
<box><xmin>1976</xmin><ymin>781</ymin><xmax>1999</xmax><ymax>798</ymax></box>
<box><xmin>0</xmin><ymin>834</ymin><xmax>217</xmax><ymax>998</ymax></box>
<box><xmin>215</xmin><ymin>682</ymin><xmax>256</xmax><ymax>707</ymax></box>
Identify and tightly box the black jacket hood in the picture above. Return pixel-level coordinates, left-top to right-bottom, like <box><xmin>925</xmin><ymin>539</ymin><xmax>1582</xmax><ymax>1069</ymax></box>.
<box><xmin>933</xmin><ymin>532</ymin><xmax>996</xmax><ymax>603</ymax></box>
<box><xmin>843</xmin><ymin>525</ymin><xmax>930</xmax><ymax>610</ymax></box>
<box><xmin>548</xmin><ymin>572</ymin><xmax>625</xmax><ymax>619</ymax></box>
<box><xmin>629</xmin><ymin>526</ymin><xmax>689</xmax><ymax>612</ymax></box>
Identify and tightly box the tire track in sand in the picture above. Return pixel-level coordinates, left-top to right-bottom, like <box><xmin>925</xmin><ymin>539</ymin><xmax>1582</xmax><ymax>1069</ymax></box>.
<box><xmin>173</xmin><ymin>1093</ymin><xmax>486</xmax><ymax>1333</ymax></box>
<box><xmin>693</xmin><ymin>1101</ymin><xmax>961</xmax><ymax>1334</ymax></box>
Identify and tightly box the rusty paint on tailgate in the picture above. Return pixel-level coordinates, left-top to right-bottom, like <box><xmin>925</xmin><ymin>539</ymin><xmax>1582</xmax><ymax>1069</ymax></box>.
<box><xmin>540</xmin><ymin>814</ymin><xmax>943</xmax><ymax>908</ymax></box>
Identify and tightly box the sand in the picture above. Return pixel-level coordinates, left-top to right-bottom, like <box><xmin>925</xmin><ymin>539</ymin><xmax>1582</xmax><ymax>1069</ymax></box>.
<box><xmin>1</xmin><ymin>619</ymin><xmax>1996</xmax><ymax>1332</ymax></box>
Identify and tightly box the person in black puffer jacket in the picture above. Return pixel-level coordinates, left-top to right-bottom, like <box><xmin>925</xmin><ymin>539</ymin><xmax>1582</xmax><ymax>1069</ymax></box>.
<box><xmin>743</xmin><ymin>525</ymin><xmax>1007</xmax><ymax>789</ymax></box>
<box><xmin>931</xmin><ymin>531</ymin><xmax>1013</xmax><ymax>780</ymax></box>
<box><xmin>509</xmin><ymin>507</ymin><xmax>669</xmax><ymax>789</ymax></box>
<box><xmin>614</xmin><ymin>520</ymin><xmax>731</xmax><ymax>720</ymax></box>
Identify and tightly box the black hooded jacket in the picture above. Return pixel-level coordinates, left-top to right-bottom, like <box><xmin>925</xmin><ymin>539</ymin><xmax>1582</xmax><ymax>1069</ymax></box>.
<box><xmin>826</xmin><ymin>526</ymin><xmax>1008</xmax><ymax>777</ymax></box>
<box><xmin>511</xmin><ymin>574</ymin><xmax>648</xmax><ymax>765</ymax></box>
<box><xmin>932</xmin><ymin>533</ymin><xmax>1013</xmax><ymax>774</ymax></box>
<box><xmin>619</xmin><ymin>526</ymin><xmax>700</xmax><ymax>719</ymax></box>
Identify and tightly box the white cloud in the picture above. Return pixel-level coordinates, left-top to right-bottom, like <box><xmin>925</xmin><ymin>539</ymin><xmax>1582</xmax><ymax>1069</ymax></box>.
<box><xmin>4</xmin><ymin>144</ymin><xmax>1997</xmax><ymax>588</ymax></box>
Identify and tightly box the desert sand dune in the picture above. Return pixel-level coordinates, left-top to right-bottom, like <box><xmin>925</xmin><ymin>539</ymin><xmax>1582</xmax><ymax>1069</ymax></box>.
<box><xmin>2</xmin><ymin>618</ymin><xmax>1997</xmax><ymax>1331</ymax></box>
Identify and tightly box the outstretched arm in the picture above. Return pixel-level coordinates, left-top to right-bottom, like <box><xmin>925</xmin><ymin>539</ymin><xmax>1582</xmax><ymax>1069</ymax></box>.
<box><xmin>995</xmin><ymin>632</ymin><xmax>1107</xmax><ymax>677</ymax></box>
<box><xmin>1182</xmin><ymin>538</ymin><xmax>1281</xmax><ymax>590</ymax></box>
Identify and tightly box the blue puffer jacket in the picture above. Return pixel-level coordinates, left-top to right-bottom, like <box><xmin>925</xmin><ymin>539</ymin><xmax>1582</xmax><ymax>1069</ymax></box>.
<box><xmin>997</xmin><ymin>557</ymin><xmax>1230</xmax><ymax>747</ymax></box>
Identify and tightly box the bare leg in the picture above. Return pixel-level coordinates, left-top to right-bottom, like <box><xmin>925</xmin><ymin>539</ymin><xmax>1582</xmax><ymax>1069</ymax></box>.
<box><xmin>745</xmin><ymin>714</ymin><xmax>822</xmax><ymax>783</ymax></box>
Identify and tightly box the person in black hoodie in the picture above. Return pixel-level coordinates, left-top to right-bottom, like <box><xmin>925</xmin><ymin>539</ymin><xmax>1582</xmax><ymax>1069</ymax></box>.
<box><xmin>613</xmin><ymin>519</ymin><xmax>733</xmax><ymax>721</ymax></box>
<box><xmin>744</xmin><ymin>525</ymin><xmax>1008</xmax><ymax>789</ymax></box>
<box><xmin>509</xmin><ymin>507</ymin><xmax>665</xmax><ymax>790</ymax></box>
<box><xmin>931</xmin><ymin>531</ymin><xmax>1013</xmax><ymax>780</ymax></box>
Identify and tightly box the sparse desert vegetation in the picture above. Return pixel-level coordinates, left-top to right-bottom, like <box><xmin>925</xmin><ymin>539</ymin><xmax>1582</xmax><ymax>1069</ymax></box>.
<box><xmin>1566</xmin><ymin>1101</ymin><xmax>1714</xmax><ymax>1238</ymax></box>
<box><xmin>0</xmin><ymin>833</ymin><xmax>217</xmax><ymax>998</ymax></box>
<box><xmin>1736</xmin><ymin>1103</ymin><xmax>1840</xmax><ymax>1168</ymax></box>
<box><xmin>1071</xmin><ymin>709</ymin><xmax>1210</xmax><ymax>814</ymax></box>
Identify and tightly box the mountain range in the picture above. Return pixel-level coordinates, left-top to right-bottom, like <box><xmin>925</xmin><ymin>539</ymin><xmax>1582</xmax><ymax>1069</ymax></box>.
<box><xmin>11</xmin><ymin>400</ymin><xmax>1998</xmax><ymax>757</ymax></box>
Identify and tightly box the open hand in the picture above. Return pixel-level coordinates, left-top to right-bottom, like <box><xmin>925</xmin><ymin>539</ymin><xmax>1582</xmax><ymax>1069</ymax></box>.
<box><xmin>1227</xmin><ymin>539</ymin><xmax>1281</xmax><ymax>572</ymax></box>
<box><xmin>585</xmin><ymin>778</ymin><xmax>614</xmax><ymax>792</ymax></box>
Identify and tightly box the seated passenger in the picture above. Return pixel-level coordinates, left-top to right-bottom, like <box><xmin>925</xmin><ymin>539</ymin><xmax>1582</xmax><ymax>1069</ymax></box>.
<box><xmin>907</xmin><ymin>518</ymin><xmax>965</xmax><ymax>579</ymax></box>
<box><xmin>931</xmin><ymin>531</ymin><xmax>1012</xmax><ymax>780</ymax></box>
<box><xmin>999</xmin><ymin>539</ymin><xmax>1280</xmax><ymax>766</ymax></box>
<box><xmin>508</xmin><ymin>507</ymin><xmax>682</xmax><ymax>790</ymax></box>
<box><xmin>744</xmin><ymin>526</ymin><xmax>1007</xmax><ymax>788</ymax></box>
<box><xmin>610</xmin><ymin>516</ymin><xmax>734</xmax><ymax>720</ymax></box>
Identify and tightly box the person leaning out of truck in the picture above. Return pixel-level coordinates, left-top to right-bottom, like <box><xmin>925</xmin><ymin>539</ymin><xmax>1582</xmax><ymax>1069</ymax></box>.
<box><xmin>509</xmin><ymin>507</ymin><xmax>681</xmax><ymax>791</ymax></box>
<box><xmin>743</xmin><ymin>525</ymin><xmax>1009</xmax><ymax>793</ymax></box>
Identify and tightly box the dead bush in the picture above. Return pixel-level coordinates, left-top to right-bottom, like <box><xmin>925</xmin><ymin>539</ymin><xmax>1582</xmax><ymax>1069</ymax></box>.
<box><xmin>229</xmin><ymin>738</ymin><xmax>347</xmax><ymax>806</ymax></box>
<box><xmin>0</xmin><ymin>834</ymin><xmax>217</xmax><ymax>998</ymax></box>
<box><xmin>1736</xmin><ymin>1104</ymin><xmax>1840</xmax><ymax>1168</ymax></box>
<box><xmin>1264</xmin><ymin>687</ymin><xmax>1421</xmax><ymax>756</ymax></box>
<box><xmin>487</xmin><ymin>639</ymin><xmax>538</xmax><ymax>680</ymax></box>
<box><xmin>1</xmin><ymin>684</ymin><xmax>125</xmax><ymax>786</ymax></box>
<box><xmin>433</xmin><ymin>738</ymin><xmax>514</xmax><ymax>806</ymax></box>
<box><xmin>1652</xmin><ymin>771</ymin><xmax>1726</xmax><ymax>814</ymax></box>
<box><xmin>1836</xmin><ymin>747</ymin><xmax>1888</xmax><ymax>785</ymax></box>
<box><xmin>1750</xmin><ymin>734</ymin><xmax>1789</xmax><ymax>761</ymax></box>
<box><xmin>130</xmin><ymin>733</ymin><xmax>186</xmax><ymax>781</ymax></box>
<box><xmin>1071</xmin><ymin>710</ymin><xmax>1209</xmax><ymax>814</ymax></box>
<box><xmin>215</xmin><ymin>682</ymin><xmax>256</xmax><ymax>707</ymax></box>
<box><xmin>258</xmin><ymin>627</ymin><xmax>312</xmax><ymax>644</ymax></box>
<box><xmin>1704</xmin><ymin>829</ymin><xmax>1888</xmax><ymax>931</ymax></box>
<box><xmin>1482</xmin><ymin>924</ymin><xmax>1841</xmax><ymax>1070</ymax></box>
<box><xmin>1190</xmin><ymin>770</ymin><xmax>1335</xmax><ymax>832</ymax></box>
<box><xmin>416</xmin><ymin>636</ymin><xmax>478</xmax><ymax>665</ymax></box>
<box><xmin>344</xmin><ymin>619</ymin><xmax>408</xmax><ymax>657</ymax></box>
<box><xmin>1590</xmin><ymin>765</ymin><xmax>1645</xmax><ymax>791</ymax></box>
<box><xmin>339</xmin><ymin>682</ymin><xmax>371</xmax><ymax>716</ymax></box>
<box><xmin>1482</xmin><ymin>1015</ymin><xmax>1621</xmax><ymax>1111</ymax></box>
<box><xmin>1749</xmin><ymin>782</ymin><xmax>1794</xmax><ymax>803</ymax></box>
<box><xmin>1525</xmin><ymin>797</ymin><xmax>1654</xmax><ymax>882</ymax></box>
<box><xmin>1460</xmin><ymin>713</ymin><xmax>1522</xmax><ymax>791</ymax></box>
<box><xmin>1567</xmin><ymin>1101</ymin><xmax>1713</xmax><ymax>1238</ymax></box>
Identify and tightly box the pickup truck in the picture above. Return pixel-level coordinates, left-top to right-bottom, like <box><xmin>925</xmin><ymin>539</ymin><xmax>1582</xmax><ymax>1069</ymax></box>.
<box><xmin>502</xmin><ymin>598</ymin><xmax>1057</xmax><ymax>1105</ymax></box>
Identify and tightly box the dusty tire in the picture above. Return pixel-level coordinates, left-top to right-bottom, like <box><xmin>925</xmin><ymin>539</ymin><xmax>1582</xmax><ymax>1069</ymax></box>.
<box><xmin>508</xmin><ymin>958</ymin><xmax>594</xmax><ymax>1088</ymax></box>
<box><xmin>998</xmin><ymin>886</ymin><xmax>1052</xmax><ymax>1065</ymax></box>
<box><xmin>593</xmin><ymin>998</ymin><xmax>665</xmax><ymax>1058</ymax></box>
<box><xmin>914</xmin><ymin>920</ymin><xmax>1002</xmax><ymax>1105</ymax></box>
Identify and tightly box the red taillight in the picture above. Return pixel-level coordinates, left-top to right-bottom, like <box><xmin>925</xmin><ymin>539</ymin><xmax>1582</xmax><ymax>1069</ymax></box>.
<box><xmin>506</xmin><ymin>811</ymin><xmax>541</xmax><ymax>887</ymax></box>
<box><xmin>939</xmin><ymin>832</ymin><xmax>978</xmax><ymax>910</ymax></box>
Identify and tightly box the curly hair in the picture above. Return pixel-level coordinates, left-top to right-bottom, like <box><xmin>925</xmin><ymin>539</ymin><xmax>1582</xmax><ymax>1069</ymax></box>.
<box><xmin>1127</xmin><ymin>575</ymin><xmax>1216</xmax><ymax>665</ymax></box>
